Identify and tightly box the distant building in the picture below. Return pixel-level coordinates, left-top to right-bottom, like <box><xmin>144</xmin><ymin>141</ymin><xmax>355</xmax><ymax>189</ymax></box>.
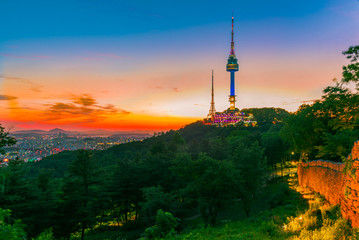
<box><xmin>212</xmin><ymin>109</ymin><xmax>255</xmax><ymax>127</ymax></box>
<box><xmin>205</xmin><ymin>15</ymin><xmax>256</xmax><ymax>127</ymax></box>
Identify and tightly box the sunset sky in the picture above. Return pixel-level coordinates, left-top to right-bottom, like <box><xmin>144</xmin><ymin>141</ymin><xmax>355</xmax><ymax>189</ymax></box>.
<box><xmin>1</xmin><ymin>0</ymin><xmax>359</xmax><ymax>132</ymax></box>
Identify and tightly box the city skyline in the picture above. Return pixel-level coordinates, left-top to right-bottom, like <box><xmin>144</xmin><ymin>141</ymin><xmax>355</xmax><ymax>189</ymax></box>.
<box><xmin>1</xmin><ymin>0</ymin><xmax>359</xmax><ymax>131</ymax></box>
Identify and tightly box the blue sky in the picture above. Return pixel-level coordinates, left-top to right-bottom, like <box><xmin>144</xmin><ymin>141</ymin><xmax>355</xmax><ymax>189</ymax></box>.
<box><xmin>0</xmin><ymin>0</ymin><xmax>358</xmax><ymax>130</ymax></box>
<box><xmin>0</xmin><ymin>0</ymin><xmax>347</xmax><ymax>39</ymax></box>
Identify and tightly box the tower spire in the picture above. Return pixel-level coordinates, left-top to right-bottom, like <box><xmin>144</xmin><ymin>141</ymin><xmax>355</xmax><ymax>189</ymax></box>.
<box><xmin>231</xmin><ymin>13</ymin><xmax>235</xmax><ymax>55</ymax></box>
<box><xmin>208</xmin><ymin>70</ymin><xmax>216</xmax><ymax>119</ymax></box>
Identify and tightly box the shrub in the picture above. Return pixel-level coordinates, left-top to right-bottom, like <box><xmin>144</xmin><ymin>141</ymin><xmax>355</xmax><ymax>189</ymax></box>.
<box><xmin>321</xmin><ymin>205</ymin><xmax>340</xmax><ymax>221</ymax></box>
<box><xmin>287</xmin><ymin>211</ymin><xmax>319</xmax><ymax>233</ymax></box>
<box><xmin>260</xmin><ymin>220</ymin><xmax>279</xmax><ymax>237</ymax></box>
<box><xmin>290</xmin><ymin>218</ymin><xmax>353</xmax><ymax>240</ymax></box>
<box><xmin>330</xmin><ymin>218</ymin><xmax>352</xmax><ymax>239</ymax></box>
<box><xmin>301</xmin><ymin>214</ymin><xmax>318</xmax><ymax>230</ymax></box>
<box><xmin>287</xmin><ymin>200</ymin><xmax>355</xmax><ymax>240</ymax></box>
<box><xmin>0</xmin><ymin>208</ymin><xmax>27</xmax><ymax>240</ymax></box>
<box><xmin>32</xmin><ymin>228</ymin><xmax>54</xmax><ymax>240</ymax></box>
<box><xmin>142</xmin><ymin>209</ymin><xmax>178</xmax><ymax>239</ymax></box>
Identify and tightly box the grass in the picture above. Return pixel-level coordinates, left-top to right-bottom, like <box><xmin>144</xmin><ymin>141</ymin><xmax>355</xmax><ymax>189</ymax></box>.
<box><xmin>70</xmin><ymin>226</ymin><xmax>144</xmax><ymax>240</ymax></box>
<box><xmin>154</xmin><ymin>174</ymin><xmax>306</xmax><ymax>240</ymax></box>
<box><xmin>159</xmin><ymin>174</ymin><xmax>359</xmax><ymax>240</ymax></box>
<box><xmin>70</xmin><ymin>173</ymin><xmax>359</xmax><ymax>240</ymax></box>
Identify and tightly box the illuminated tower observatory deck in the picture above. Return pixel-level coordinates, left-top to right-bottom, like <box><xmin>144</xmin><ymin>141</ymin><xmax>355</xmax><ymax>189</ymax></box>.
<box><xmin>226</xmin><ymin>15</ymin><xmax>239</xmax><ymax>110</ymax></box>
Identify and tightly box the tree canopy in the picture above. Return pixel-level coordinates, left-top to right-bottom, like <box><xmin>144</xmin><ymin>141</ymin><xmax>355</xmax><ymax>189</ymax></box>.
<box><xmin>280</xmin><ymin>45</ymin><xmax>359</xmax><ymax>162</ymax></box>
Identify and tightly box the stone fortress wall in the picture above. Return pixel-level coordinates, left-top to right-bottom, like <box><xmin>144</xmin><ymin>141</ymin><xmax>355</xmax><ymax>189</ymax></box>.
<box><xmin>297</xmin><ymin>141</ymin><xmax>359</xmax><ymax>227</ymax></box>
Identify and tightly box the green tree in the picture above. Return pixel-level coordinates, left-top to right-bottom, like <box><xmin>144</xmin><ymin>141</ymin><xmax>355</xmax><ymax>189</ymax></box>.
<box><xmin>108</xmin><ymin>158</ymin><xmax>146</xmax><ymax>225</ymax></box>
<box><xmin>167</xmin><ymin>131</ymin><xmax>186</xmax><ymax>153</ymax></box>
<box><xmin>0</xmin><ymin>158</ymin><xmax>61</xmax><ymax>238</ymax></box>
<box><xmin>281</xmin><ymin>46</ymin><xmax>359</xmax><ymax>162</ymax></box>
<box><xmin>280</xmin><ymin>104</ymin><xmax>322</xmax><ymax>160</ymax></box>
<box><xmin>241</xmin><ymin>108</ymin><xmax>290</xmax><ymax>131</ymax></box>
<box><xmin>28</xmin><ymin>170</ymin><xmax>61</xmax><ymax>237</ymax></box>
<box><xmin>0</xmin><ymin>124</ymin><xmax>16</xmax><ymax>155</ymax></box>
<box><xmin>32</xmin><ymin>228</ymin><xmax>54</xmax><ymax>240</ymax></box>
<box><xmin>0</xmin><ymin>208</ymin><xmax>26</xmax><ymax>240</ymax></box>
<box><xmin>342</xmin><ymin>45</ymin><xmax>359</xmax><ymax>85</ymax></box>
<box><xmin>0</xmin><ymin>208</ymin><xmax>54</xmax><ymax>240</ymax></box>
<box><xmin>261</xmin><ymin>131</ymin><xmax>288</xmax><ymax>166</ymax></box>
<box><xmin>172</xmin><ymin>154</ymin><xmax>236</xmax><ymax>225</ymax></box>
<box><xmin>208</xmin><ymin>137</ymin><xmax>230</xmax><ymax>161</ymax></box>
<box><xmin>0</xmin><ymin>158</ymin><xmax>37</xmax><ymax>231</ymax></box>
<box><xmin>233</xmin><ymin>141</ymin><xmax>267</xmax><ymax>217</ymax></box>
<box><xmin>140</xmin><ymin>186</ymin><xmax>171</xmax><ymax>225</ymax></box>
<box><xmin>143</xmin><ymin>209</ymin><xmax>178</xmax><ymax>240</ymax></box>
<box><xmin>58</xmin><ymin>150</ymin><xmax>103</xmax><ymax>240</ymax></box>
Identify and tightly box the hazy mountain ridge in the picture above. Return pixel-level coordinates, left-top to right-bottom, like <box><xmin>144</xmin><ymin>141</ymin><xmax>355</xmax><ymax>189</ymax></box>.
<box><xmin>11</xmin><ymin>128</ymin><xmax>152</xmax><ymax>137</ymax></box>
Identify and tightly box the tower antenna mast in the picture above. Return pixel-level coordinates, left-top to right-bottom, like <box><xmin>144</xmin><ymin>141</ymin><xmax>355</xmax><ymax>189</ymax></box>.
<box><xmin>208</xmin><ymin>70</ymin><xmax>216</xmax><ymax>119</ymax></box>
<box><xmin>231</xmin><ymin>12</ymin><xmax>235</xmax><ymax>55</ymax></box>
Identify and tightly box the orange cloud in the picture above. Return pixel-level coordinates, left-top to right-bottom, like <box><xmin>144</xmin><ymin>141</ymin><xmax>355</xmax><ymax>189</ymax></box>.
<box><xmin>0</xmin><ymin>95</ymin><xmax>17</xmax><ymax>100</ymax></box>
<box><xmin>73</xmin><ymin>95</ymin><xmax>97</xmax><ymax>106</ymax></box>
<box><xmin>40</xmin><ymin>94</ymin><xmax>130</xmax><ymax>124</ymax></box>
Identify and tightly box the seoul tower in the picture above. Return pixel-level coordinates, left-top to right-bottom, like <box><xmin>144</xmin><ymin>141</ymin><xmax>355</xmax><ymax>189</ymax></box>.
<box><xmin>226</xmin><ymin>14</ymin><xmax>239</xmax><ymax>110</ymax></box>
<box><xmin>208</xmin><ymin>70</ymin><xmax>216</xmax><ymax>119</ymax></box>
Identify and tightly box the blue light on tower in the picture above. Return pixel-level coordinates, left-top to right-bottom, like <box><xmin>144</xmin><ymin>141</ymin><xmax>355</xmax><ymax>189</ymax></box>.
<box><xmin>226</xmin><ymin>15</ymin><xmax>239</xmax><ymax>110</ymax></box>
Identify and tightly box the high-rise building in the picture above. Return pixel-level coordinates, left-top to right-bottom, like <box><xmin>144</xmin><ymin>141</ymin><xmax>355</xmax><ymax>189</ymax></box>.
<box><xmin>226</xmin><ymin>15</ymin><xmax>239</xmax><ymax>110</ymax></box>
<box><xmin>204</xmin><ymin>15</ymin><xmax>256</xmax><ymax>127</ymax></box>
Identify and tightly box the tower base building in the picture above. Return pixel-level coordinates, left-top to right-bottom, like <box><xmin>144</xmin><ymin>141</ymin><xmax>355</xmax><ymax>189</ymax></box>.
<box><xmin>212</xmin><ymin>109</ymin><xmax>255</xmax><ymax>127</ymax></box>
<box><xmin>204</xmin><ymin>109</ymin><xmax>256</xmax><ymax>127</ymax></box>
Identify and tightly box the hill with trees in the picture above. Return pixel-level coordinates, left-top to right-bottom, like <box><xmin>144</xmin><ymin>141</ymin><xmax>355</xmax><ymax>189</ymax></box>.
<box><xmin>0</xmin><ymin>45</ymin><xmax>358</xmax><ymax>239</ymax></box>
<box><xmin>0</xmin><ymin>107</ymin><xmax>291</xmax><ymax>239</ymax></box>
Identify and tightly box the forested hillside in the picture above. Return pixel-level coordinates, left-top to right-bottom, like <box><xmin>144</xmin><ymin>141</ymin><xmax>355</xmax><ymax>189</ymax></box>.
<box><xmin>0</xmin><ymin>45</ymin><xmax>358</xmax><ymax>240</ymax></box>
<box><xmin>0</xmin><ymin>107</ymin><xmax>292</xmax><ymax>239</ymax></box>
